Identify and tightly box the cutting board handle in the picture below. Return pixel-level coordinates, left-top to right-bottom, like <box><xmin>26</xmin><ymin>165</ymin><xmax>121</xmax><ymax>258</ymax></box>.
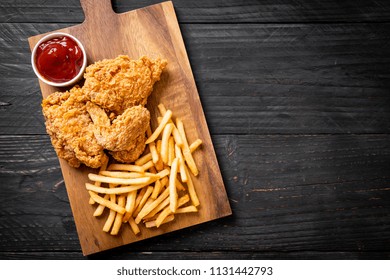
<box><xmin>80</xmin><ymin>0</ymin><xmax>115</xmax><ymax>23</ymax></box>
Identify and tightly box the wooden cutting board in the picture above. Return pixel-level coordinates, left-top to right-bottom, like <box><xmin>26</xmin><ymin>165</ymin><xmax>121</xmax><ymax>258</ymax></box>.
<box><xmin>28</xmin><ymin>0</ymin><xmax>231</xmax><ymax>255</ymax></box>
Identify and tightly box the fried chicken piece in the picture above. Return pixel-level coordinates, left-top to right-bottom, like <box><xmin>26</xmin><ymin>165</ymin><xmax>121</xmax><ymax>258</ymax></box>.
<box><xmin>109</xmin><ymin>133</ymin><xmax>147</xmax><ymax>163</ymax></box>
<box><xmin>83</xmin><ymin>55</ymin><xmax>167</xmax><ymax>114</ymax></box>
<box><xmin>42</xmin><ymin>86</ymin><xmax>108</xmax><ymax>168</ymax></box>
<box><xmin>42</xmin><ymin>55</ymin><xmax>167</xmax><ymax>167</ymax></box>
<box><xmin>86</xmin><ymin>102</ymin><xmax>150</xmax><ymax>158</ymax></box>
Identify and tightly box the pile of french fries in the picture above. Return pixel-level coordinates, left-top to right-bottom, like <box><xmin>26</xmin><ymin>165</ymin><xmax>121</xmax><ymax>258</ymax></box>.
<box><xmin>86</xmin><ymin>103</ymin><xmax>203</xmax><ymax>235</ymax></box>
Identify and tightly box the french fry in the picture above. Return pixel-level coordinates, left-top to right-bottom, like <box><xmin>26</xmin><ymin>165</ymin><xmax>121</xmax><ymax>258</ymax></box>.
<box><xmin>189</xmin><ymin>139</ymin><xmax>203</xmax><ymax>153</ymax></box>
<box><xmin>175</xmin><ymin>194</ymin><xmax>191</xmax><ymax>210</ymax></box>
<box><xmin>89</xmin><ymin>157</ymin><xmax>109</xmax><ymax>204</ymax></box>
<box><xmin>143</xmin><ymin>196</ymin><xmax>170</xmax><ymax>220</ymax></box>
<box><xmin>154</xmin><ymin>158</ymin><xmax>164</xmax><ymax>171</ymax></box>
<box><xmin>184</xmin><ymin>165</ymin><xmax>200</xmax><ymax>207</ymax></box>
<box><xmin>111</xmin><ymin>195</ymin><xmax>126</xmax><ymax>235</ymax></box>
<box><xmin>155</xmin><ymin>159</ymin><xmax>164</xmax><ymax>171</ymax></box>
<box><xmin>154</xmin><ymin>140</ymin><xmax>164</xmax><ymax>171</ymax></box>
<box><xmin>158</xmin><ymin>104</ymin><xmax>184</xmax><ymax>147</ymax></box>
<box><xmin>150</xmin><ymin>142</ymin><xmax>159</xmax><ymax>164</ymax></box>
<box><xmin>151</xmin><ymin>167</ymin><xmax>168</xmax><ymax>199</ymax></box>
<box><xmin>134</xmin><ymin>152</ymin><xmax>152</xmax><ymax>166</ymax></box>
<box><xmin>128</xmin><ymin>217</ymin><xmax>140</xmax><ymax>235</ymax></box>
<box><xmin>102</xmin><ymin>184</ymin><xmax>117</xmax><ymax>232</ymax></box>
<box><xmin>135</xmin><ymin>187</ymin><xmax>170</xmax><ymax>224</ymax></box>
<box><xmin>160</xmin><ymin>176</ymin><xmax>169</xmax><ymax>188</ymax></box>
<box><xmin>86</xmin><ymin>183</ymin><xmax>146</xmax><ymax>195</ymax></box>
<box><xmin>156</xmin><ymin>168</ymin><xmax>170</xmax><ymax>179</ymax></box>
<box><xmin>175</xmin><ymin>178</ymin><xmax>186</xmax><ymax>191</ymax></box>
<box><xmin>108</xmin><ymin>163</ymin><xmax>144</xmax><ymax>173</ymax></box>
<box><xmin>156</xmin><ymin>194</ymin><xmax>189</xmax><ymax>227</ymax></box>
<box><xmin>133</xmin><ymin>187</ymin><xmax>147</xmax><ymax>211</ymax></box>
<box><xmin>108</xmin><ymin>183</ymin><xmax>117</xmax><ymax>203</ymax></box>
<box><xmin>134</xmin><ymin>197</ymin><xmax>154</xmax><ymax>219</ymax></box>
<box><xmin>175</xmin><ymin>144</ymin><xmax>187</xmax><ymax>183</ymax></box>
<box><xmin>89</xmin><ymin>191</ymin><xmax>126</xmax><ymax>215</ymax></box>
<box><xmin>122</xmin><ymin>211</ymin><xmax>132</xmax><ymax>223</ymax></box>
<box><xmin>168</xmin><ymin>136</ymin><xmax>175</xmax><ymax>166</ymax></box>
<box><xmin>145</xmin><ymin>109</ymin><xmax>172</xmax><ymax>144</ymax></box>
<box><xmin>183</xmin><ymin>147</ymin><xmax>198</xmax><ymax>176</ymax></box>
<box><xmin>88</xmin><ymin>173</ymin><xmax>151</xmax><ymax>185</ymax></box>
<box><xmin>150</xmin><ymin>176</ymin><xmax>168</xmax><ymax>200</ymax></box>
<box><xmin>169</xmin><ymin>158</ymin><xmax>179</xmax><ymax>212</ymax></box>
<box><xmin>151</xmin><ymin>179</ymin><xmax>162</xmax><ymax>199</ymax></box>
<box><xmin>147</xmin><ymin>166</ymin><xmax>158</xmax><ymax>178</ymax></box>
<box><xmin>141</xmin><ymin>160</ymin><xmax>155</xmax><ymax>171</ymax></box>
<box><xmin>99</xmin><ymin>170</ymin><xmax>150</xmax><ymax>179</ymax></box>
<box><xmin>89</xmin><ymin>196</ymin><xmax>96</xmax><ymax>205</ymax></box>
<box><xmin>147</xmin><ymin>124</ymin><xmax>153</xmax><ymax>136</ymax></box>
<box><xmin>125</xmin><ymin>190</ymin><xmax>137</xmax><ymax>214</ymax></box>
<box><xmin>145</xmin><ymin>215</ymin><xmax>175</xmax><ymax>228</ymax></box>
<box><xmin>103</xmin><ymin>209</ymin><xmax>116</xmax><ymax>232</ymax></box>
<box><xmin>145</xmin><ymin>125</ymin><xmax>159</xmax><ymax>164</ymax></box>
<box><xmin>172</xmin><ymin>127</ymin><xmax>184</xmax><ymax>148</ymax></box>
<box><xmin>93</xmin><ymin>194</ymin><xmax>109</xmax><ymax>216</ymax></box>
<box><xmin>156</xmin><ymin>139</ymin><xmax>162</xmax><ymax>153</ymax></box>
<box><xmin>132</xmin><ymin>186</ymin><xmax>154</xmax><ymax>218</ymax></box>
<box><xmin>161</xmin><ymin>123</ymin><xmax>174</xmax><ymax>164</ymax></box>
<box><xmin>176</xmin><ymin>118</ymin><xmax>199</xmax><ymax>176</ymax></box>
<box><xmin>157</xmin><ymin>103</ymin><xmax>168</xmax><ymax>116</ymax></box>
<box><xmin>176</xmin><ymin>205</ymin><xmax>198</xmax><ymax>213</ymax></box>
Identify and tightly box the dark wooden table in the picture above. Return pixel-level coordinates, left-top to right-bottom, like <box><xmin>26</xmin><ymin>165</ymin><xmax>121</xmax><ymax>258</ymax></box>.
<box><xmin>1</xmin><ymin>0</ymin><xmax>389</xmax><ymax>260</ymax></box>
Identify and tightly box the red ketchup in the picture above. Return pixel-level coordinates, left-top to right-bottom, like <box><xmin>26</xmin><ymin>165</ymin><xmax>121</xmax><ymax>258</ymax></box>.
<box><xmin>35</xmin><ymin>36</ymin><xmax>83</xmax><ymax>83</ymax></box>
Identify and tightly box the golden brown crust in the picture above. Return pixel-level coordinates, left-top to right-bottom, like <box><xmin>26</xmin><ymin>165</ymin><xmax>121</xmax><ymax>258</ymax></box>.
<box><xmin>83</xmin><ymin>55</ymin><xmax>167</xmax><ymax>114</ymax></box>
<box><xmin>86</xmin><ymin>103</ymin><xmax>150</xmax><ymax>152</ymax></box>
<box><xmin>41</xmin><ymin>55</ymin><xmax>166</xmax><ymax>168</ymax></box>
<box><xmin>109</xmin><ymin>133</ymin><xmax>147</xmax><ymax>163</ymax></box>
<box><xmin>41</xmin><ymin>86</ymin><xmax>108</xmax><ymax>168</ymax></box>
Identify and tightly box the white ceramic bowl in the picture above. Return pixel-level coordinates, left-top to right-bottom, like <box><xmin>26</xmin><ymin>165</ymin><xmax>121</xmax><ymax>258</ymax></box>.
<box><xmin>31</xmin><ymin>32</ymin><xmax>87</xmax><ymax>87</ymax></box>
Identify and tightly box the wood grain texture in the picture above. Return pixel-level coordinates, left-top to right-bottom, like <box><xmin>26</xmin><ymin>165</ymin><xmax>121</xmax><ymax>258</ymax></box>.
<box><xmin>27</xmin><ymin>0</ymin><xmax>231</xmax><ymax>255</ymax></box>
<box><xmin>1</xmin><ymin>134</ymin><xmax>389</xmax><ymax>258</ymax></box>
<box><xmin>1</xmin><ymin>23</ymin><xmax>389</xmax><ymax>135</ymax></box>
<box><xmin>1</xmin><ymin>0</ymin><xmax>390</xmax><ymax>23</ymax></box>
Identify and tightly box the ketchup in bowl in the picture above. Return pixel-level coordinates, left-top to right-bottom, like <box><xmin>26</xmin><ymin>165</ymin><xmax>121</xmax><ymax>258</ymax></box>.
<box><xmin>34</xmin><ymin>35</ymin><xmax>84</xmax><ymax>83</ymax></box>
<box><xmin>31</xmin><ymin>32</ymin><xmax>87</xmax><ymax>87</ymax></box>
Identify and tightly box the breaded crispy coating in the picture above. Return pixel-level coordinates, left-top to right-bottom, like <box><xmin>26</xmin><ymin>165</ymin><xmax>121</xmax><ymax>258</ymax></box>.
<box><xmin>41</xmin><ymin>55</ymin><xmax>167</xmax><ymax>168</ymax></box>
<box><xmin>83</xmin><ymin>55</ymin><xmax>167</xmax><ymax>114</ymax></box>
<box><xmin>109</xmin><ymin>133</ymin><xmax>147</xmax><ymax>163</ymax></box>
<box><xmin>41</xmin><ymin>86</ymin><xmax>108</xmax><ymax>168</ymax></box>
<box><xmin>86</xmin><ymin>102</ymin><xmax>150</xmax><ymax>152</ymax></box>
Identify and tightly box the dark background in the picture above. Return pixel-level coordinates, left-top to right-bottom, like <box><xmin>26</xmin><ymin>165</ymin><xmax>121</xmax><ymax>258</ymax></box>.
<box><xmin>0</xmin><ymin>0</ymin><xmax>389</xmax><ymax>259</ymax></box>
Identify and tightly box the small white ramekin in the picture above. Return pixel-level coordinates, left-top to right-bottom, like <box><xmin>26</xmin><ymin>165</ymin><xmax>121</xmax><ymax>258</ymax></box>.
<box><xmin>31</xmin><ymin>32</ymin><xmax>87</xmax><ymax>87</ymax></box>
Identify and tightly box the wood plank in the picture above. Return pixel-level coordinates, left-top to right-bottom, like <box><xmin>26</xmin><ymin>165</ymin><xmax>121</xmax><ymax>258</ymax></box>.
<box><xmin>1</xmin><ymin>23</ymin><xmax>389</xmax><ymax>135</ymax></box>
<box><xmin>26</xmin><ymin>0</ymin><xmax>231</xmax><ymax>255</ymax></box>
<box><xmin>1</xmin><ymin>134</ymin><xmax>389</xmax><ymax>256</ymax></box>
<box><xmin>6</xmin><ymin>22</ymin><xmax>390</xmax><ymax>87</ymax></box>
<box><xmin>4</xmin><ymin>77</ymin><xmax>389</xmax><ymax>136</ymax></box>
<box><xmin>1</xmin><ymin>0</ymin><xmax>390</xmax><ymax>23</ymax></box>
